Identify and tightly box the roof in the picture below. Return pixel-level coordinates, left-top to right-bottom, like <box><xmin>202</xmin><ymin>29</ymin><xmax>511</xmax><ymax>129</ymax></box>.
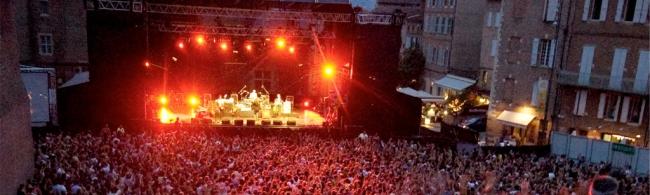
<box><xmin>496</xmin><ymin>110</ymin><xmax>536</xmax><ymax>129</ymax></box>
<box><xmin>396</xmin><ymin>87</ymin><xmax>444</xmax><ymax>103</ymax></box>
<box><xmin>59</xmin><ymin>71</ymin><xmax>90</xmax><ymax>88</ymax></box>
<box><xmin>435</xmin><ymin>74</ymin><xmax>476</xmax><ymax>91</ymax></box>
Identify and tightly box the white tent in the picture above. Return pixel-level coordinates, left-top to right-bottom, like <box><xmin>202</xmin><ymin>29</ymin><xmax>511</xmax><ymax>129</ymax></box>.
<box><xmin>59</xmin><ymin>71</ymin><xmax>89</xmax><ymax>88</ymax></box>
<box><xmin>396</xmin><ymin>87</ymin><xmax>444</xmax><ymax>103</ymax></box>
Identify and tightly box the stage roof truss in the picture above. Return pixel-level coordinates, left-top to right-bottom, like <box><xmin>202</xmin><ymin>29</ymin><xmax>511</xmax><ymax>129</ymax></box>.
<box><xmin>89</xmin><ymin>0</ymin><xmax>396</xmax><ymax>25</ymax></box>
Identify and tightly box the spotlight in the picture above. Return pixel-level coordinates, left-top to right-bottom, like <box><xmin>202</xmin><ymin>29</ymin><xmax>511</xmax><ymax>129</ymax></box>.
<box><xmin>158</xmin><ymin>95</ymin><xmax>168</xmax><ymax>105</ymax></box>
<box><xmin>289</xmin><ymin>46</ymin><xmax>295</xmax><ymax>54</ymax></box>
<box><xmin>144</xmin><ymin>61</ymin><xmax>150</xmax><ymax>67</ymax></box>
<box><xmin>195</xmin><ymin>35</ymin><xmax>206</xmax><ymax>45</ymax></box>
<box><xmin>322</xmin><ymin>63</ymin><xmax>335</xmax><ymax>79</ymax></box>
<box><xmin>245</xmin><ymin>44</ymin><xmax>253</xmax><ymax>51</ymax></box>
<box><xmin>177</xmin><ymin>42</ymin><xmax>185</xmax><ymax>49</ymax></box>
<box><xmin>275</xmin><ymin>38</ymin><xmax>286</xmax><ymax>49</ymax></box>
<box><xmin>303</xmin><ymin>101</ymin><xmax>310</xmax><ymax>107</ymax></box>
<box><xmin>188</xmin><ymin>95</ymin><xmax>200</xmax><ymax>106</ymax></box>
<box><xmin>220</xmin><ymin>42</ymin><xmax>228</xmax><ymax>50</ymax></box>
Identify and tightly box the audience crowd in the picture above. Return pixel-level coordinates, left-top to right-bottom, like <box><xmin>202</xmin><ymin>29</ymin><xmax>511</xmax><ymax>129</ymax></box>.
<box><xmin>18</xmin><ymin>126</ymin><xmax>649</xmax><ymax>194</ymax></box>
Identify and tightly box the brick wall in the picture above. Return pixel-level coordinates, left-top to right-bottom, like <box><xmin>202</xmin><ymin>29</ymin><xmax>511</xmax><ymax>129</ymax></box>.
<box><xmin>0</xmin><ymin>0</ymin><xmax>35</xmax><ymax>193</ymax></box>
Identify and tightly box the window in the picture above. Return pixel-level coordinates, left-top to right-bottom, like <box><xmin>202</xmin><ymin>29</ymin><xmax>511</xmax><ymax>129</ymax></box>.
<box><xmin>625</xmin><ymin>97</ymin><xmax>646</xmax><ymax>124</ymax></box>
<box><xmin>531</xmin><ymin>38</ymin><xmax>556</xmax><ymax>67</ymax></box>
<box><xmin>634</xmin><ymin>51</ymin><xmax>649</xmax><ymax>92</ymax></box>
<box><xmin>623</xmin><ymin>0</ymin><xmax>638</xmax><ymax>21</ymax></box>
<box><xmin>431</xmin><ymin>47</ymin><xmax>438</xmax><ymax>65</ymax></box>
<box><xmin>591</xmin><ymin>0</ymin><xmax>605</xmax><ymax>20</ymax></box>
<box><xmin>486</xmin><ymin>12</ymin><xmax>493</xmax><ymax>27</ymax></box>
<box><xmin>446</xmin><ymin>18</ymin><xmax>454</xmax><ymax>34</ymax></box>
<box><xmin>38</xmin><ymin>33</ymin><xmax>53</xmax><ymax>56</ymax></box>
<box><xmin>578</xmin><ymin>45</ymin><xmax>595</xmax><ymax>85</ymax></box>
<box><xmin>531</xmin><ymin>79</ymin><xmax>549</xmax><ymax>107</ymax></box>
<box><xmin>608</xmin><ymin>48</ymin><xmax>627</xmax><ymax>90</ymax></box>
<box><xmin>490</xmin><ymin>39</ymin><xmax>498</xmax><ymax>56</ymax></box>
<box><xmin>583</xmin><ymin>0</ymin><xmax>608</xmax><ymax>21</ymax></box>
<box><xmin>600</xmin><ymin>94</ymin><xmax>621</xmax><ymax>120</ymax></box>
<box><xmin>573</xmin><ymin>90</ymin><xmax>588</xmax><ymax>116</ymax></box>
<box><xmin>495</xmin><ymin>12</ymin><xmax>502</xmax><ymax>27</ymax></box>
<box><xmin>545</xmin><ymin>0</ymin><xmax>560</xmax><ymax>21</ymax></box>
<box><xmin>616</xmin><ymin>0</ymin><xmax>649</xmax><ymax>23</ymax></box>
<box><xmin>39</xmin><ymin>0</ymin><xmax>49</xmax><ymax>16</ymax></box>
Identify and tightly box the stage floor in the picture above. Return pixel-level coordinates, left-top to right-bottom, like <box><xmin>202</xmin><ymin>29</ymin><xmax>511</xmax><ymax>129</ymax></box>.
<box><xmin>168</xmin><ymin>110</ymin><xmax>325</xmax><ymax>127</ymax></box>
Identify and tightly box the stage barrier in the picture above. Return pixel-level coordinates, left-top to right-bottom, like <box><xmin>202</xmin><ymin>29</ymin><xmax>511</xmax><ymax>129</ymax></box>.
<box><xmin>550</xmin><ymin>132</ymin><xmax>649</xmax><ymax>175</ymax></box>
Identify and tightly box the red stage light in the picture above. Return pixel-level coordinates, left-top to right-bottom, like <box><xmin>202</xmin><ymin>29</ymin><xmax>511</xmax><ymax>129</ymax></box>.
<box><xmin>275</xmin><ymin>38</ymin><xmax>286</xmax><ymax>49</ymax></box>
<box><xmin>303</xmin><ymin>101</ymin><xmax>310</xmax><ymax>107</ymax></box>
<box><xmin>245</xmin><ymin>44</ymin><xmax>253</xmax><ymax>51</ymax></box>
<box><xmin>144</xmin><ymin>61</ymin><xmax>150</xmax><ymax>67</ymax></box>
<box><xmin>323</xmin><ymin>63</ymin><xmax>336</xmax><ymax>78</ymax></box>
<box><xmin>220</xmin><ymin>42</ymin><xmax>228</xmax><ymax>50</ymax></box>
<box><xmin>289</xmin><ymin>46</ymin><xmax>295</xmax><ymax>54</ymax></box>
<box><xmin>177</xmin><ymin>42</ymin><xmax>185</xmax><ymax>49</ymax></box>
<box><xmin>195</xmin><ymin>35</ymin><xmax>206</xmax><ymax>45</ymax></box>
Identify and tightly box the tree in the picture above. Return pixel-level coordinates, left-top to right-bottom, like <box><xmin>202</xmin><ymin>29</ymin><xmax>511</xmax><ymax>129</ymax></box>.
<box><xmin>398</xmin><ymin>45</ymin><xmax>426</xmax><ymax>89</ymax></box>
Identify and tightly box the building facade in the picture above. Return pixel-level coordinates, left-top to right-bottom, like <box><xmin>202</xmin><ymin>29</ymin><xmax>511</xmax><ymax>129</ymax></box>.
<box><xmin>0</xmin><ymin>0</ymin><xmax>35</xmax><ymax>192</ymax></box>
<box><xmin>419</xmin><ymin>0</ymin><xmax>484</xmax><ymax>97</ymax></box>
<box><xmin>554</xmin><ymin>0</ymin><xmax>649</xmax><ymax>146</ymax></box>
<box><xmin>485</xmin><ymin>0</ymin><xmax>562</xmax><ymax>145</ymax></box>
<box><xmin>15</xmin><ymin>0</ymin><xmax>88</xmax><ymax>85</ymax></box>
<box><xmin>477</xmin><ymin>0</ymin><xmax>503</xmax><ymax>91</ymax></box>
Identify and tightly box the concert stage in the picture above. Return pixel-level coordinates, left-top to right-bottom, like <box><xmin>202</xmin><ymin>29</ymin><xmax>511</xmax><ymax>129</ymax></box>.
<box><xmin>167</xmin><ymin>109</ymin><xmax>325</xmax><ymax>127</ymax></box>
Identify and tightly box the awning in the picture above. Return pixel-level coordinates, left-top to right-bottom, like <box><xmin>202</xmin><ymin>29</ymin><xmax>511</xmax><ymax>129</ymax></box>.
<box><xmin>496</xmin><ymin>110</ymin><xmax>536</xmax><ymax>129</ymax></box>
<box><xmin>435</xmin><ymin>74</ymin><xmax>476</xmax><ymax>91</ymax></box>
<box><xmin>59</xmin><ymin>71</ymin><xmax>89</xmax><ymax>88</ymax></box>
<box><xmin>397</xmin><ymin>87</ymin><xmax>445</xmax><ymax>103</ymax></box>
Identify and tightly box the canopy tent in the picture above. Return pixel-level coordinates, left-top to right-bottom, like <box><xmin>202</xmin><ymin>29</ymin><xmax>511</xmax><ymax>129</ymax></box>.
<box><xmin>496</xmin><ymin>110</ymin><xmax>536</xmax><ymax>129</ymax></box>
<box><xmin>396</xmin><ymin>87</ymin><xmax>444</xmax><ymax>103</ymax></box>
<box><xmin>59</xmin><ymin>71</ymin><xmax>89</xmax><ymax>88</ymax></box>
<box><xmin>435</xmin><ymin>74</ymin><xmax>476</xmax><ymax>91</ymax></box>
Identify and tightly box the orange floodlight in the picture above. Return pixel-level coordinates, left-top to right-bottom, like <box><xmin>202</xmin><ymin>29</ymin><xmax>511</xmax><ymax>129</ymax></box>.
<box><xmin>188</xmin><ymin>95</ymin><xmax>200</xmax><ymax>106</ymax></box>
<box><xmin>195</xmin><ymin>35</ymin><xmax>206</xmax><ymax>46</ymax></box>
<box><xmin>275</xmin><ymin>37</ymin><xmax>286</xmax><ymax>49</ymax></box>
<box><xmin>220</xmin><ymin>42</ymin><xmax>228</xmax><ymax>50</ymax></box>
<box><xmin>158</xmin><ymin>95</ymin><xmax>168</xmax><ymax>105</ymax></box>
<box><xmin>323</xmin><ymin>63</ymin><xmax>336</xmax><ymax>78</ymax></box>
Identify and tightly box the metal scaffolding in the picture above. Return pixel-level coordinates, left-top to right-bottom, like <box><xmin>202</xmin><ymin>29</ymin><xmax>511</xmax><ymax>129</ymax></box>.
<box><xmin>154</xmin><ymin>23</ymin><xmax>336</xmax><ymax>39</ymax></box>
<box><xmin>88</xmin><ymin>0</ymin><xmax>397</xmax><ymax>25</ymax></box>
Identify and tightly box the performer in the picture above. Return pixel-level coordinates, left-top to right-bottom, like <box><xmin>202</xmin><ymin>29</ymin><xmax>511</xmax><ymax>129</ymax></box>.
<box><xmin>273</xmin><ymin>94</ymin><xmax>282</xmax><ymax>116</ymax></box>
<box><xmin>249</xmin><ymin>90</ymin><xmax>258</xmax><ymax>101</ymax></box>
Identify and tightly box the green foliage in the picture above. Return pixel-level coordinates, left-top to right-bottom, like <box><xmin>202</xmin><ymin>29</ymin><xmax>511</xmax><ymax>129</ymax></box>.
<box><xmin>398</xmin><ymin>46</ymin><xmax>426</xmax><ymax>88</ymax></box>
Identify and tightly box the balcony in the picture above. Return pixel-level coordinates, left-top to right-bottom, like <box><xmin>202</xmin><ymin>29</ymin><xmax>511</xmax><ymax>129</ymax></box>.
<box><xmin>557</xmin><ymin>71</ymin><xmax>647</xmax><ymax>95</ymax></box>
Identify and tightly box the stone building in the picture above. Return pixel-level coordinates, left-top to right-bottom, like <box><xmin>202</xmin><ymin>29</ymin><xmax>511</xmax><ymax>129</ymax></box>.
<box><xmin>554</xmin><ymin>0</ymin><xmax>649</xmax><ymax>146</ymax></box>
<box><xmin>485</xmin><ymin>0</ymin><xmax>563</xmax><ymax>145</ymax></box>
<box><xmin>0</xmin><ymin>0</ymin><xmax>34</xmax><ymax>193</ymax></box>
<box><xmin>419</xmin><ymin>0</ymin><xmax>485</xmax><ymax>97</ymax></box>
<box><xmin>15</xmin><ymin>0</ymin><xmax>88</xmax><ymax>84</ymax></box>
